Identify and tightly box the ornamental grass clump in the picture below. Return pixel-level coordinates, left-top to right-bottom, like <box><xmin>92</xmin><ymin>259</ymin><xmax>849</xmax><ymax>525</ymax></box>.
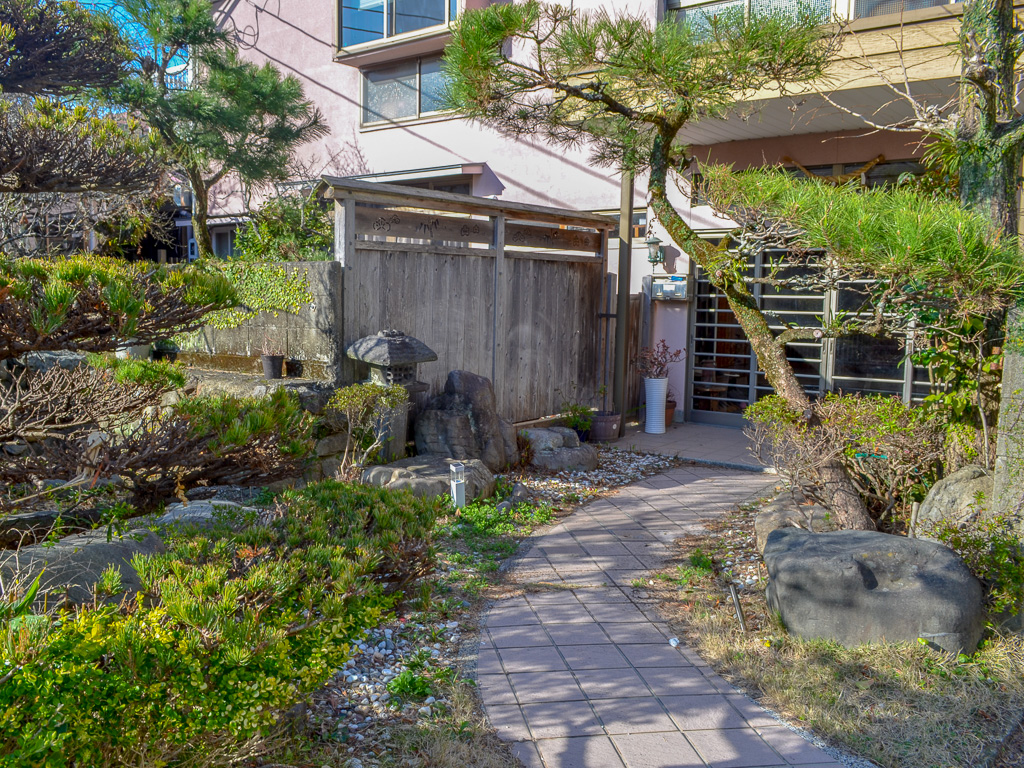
<box><xmin>0</xmin><ymin>480</ymin><xmax>441</xmax><ymax>767</ymax></box>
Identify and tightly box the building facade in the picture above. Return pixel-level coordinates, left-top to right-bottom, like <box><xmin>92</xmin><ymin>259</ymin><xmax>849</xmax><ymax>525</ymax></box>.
<box><xmin>209</xmin><ymin>0</ymin><xmax>966</xmax><ymax>424</ymax></box>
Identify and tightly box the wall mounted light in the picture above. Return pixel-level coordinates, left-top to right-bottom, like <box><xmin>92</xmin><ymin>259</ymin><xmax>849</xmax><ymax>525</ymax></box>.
<box><xmin>645</xmin><ymin>234</ymin><xmax>665</xmax><ymax>264</ymax></box>
<box><xmin>450</xmin><ymin>462</ymin><xmax>466</xmax><ymax>509</ymax></box>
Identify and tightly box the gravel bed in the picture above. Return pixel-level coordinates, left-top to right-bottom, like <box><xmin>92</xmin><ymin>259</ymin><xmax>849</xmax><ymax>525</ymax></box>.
<box><xmin>500</xmin><ymin>446</ymin><xmax>679</xmax><ymax>505</ymax></box>
<box><xmin>307</xmin><ymin>616</ymin><xmax>466</xmax><ymax>766</ymax></box>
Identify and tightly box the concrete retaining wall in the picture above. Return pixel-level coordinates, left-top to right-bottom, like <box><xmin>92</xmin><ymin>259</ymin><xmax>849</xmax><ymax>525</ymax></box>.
<box><xmin>177</xmin><ymin>261</ymin><xmax>342</xmax><ymax>381</ymax></box>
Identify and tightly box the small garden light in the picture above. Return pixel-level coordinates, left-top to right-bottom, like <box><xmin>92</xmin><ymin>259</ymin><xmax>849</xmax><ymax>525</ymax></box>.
<box><xmin>645</xmin><ymin>233</ymin><xmax>665</xmax><ymax>264</ymax></box>
<box><xmin>450</xmin><ymin>462</ymin><xmax>466</xmax><ymax>509</ymax></box>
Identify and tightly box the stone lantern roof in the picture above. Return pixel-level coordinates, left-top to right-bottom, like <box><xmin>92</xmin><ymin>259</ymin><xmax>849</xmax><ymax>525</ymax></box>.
<box><xmin>346</xmin><ymin>330</ymin><xmax>437</xmax><ymax>366</ymax></box>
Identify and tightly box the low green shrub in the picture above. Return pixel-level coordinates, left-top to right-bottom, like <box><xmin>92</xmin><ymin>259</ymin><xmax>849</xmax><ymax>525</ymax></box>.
<box><xmin>0</xmin><ymin>480</ymin><xmax>440</xmax><ymax>767</ymax></box>
<box><xmin>324</xmin><ymin>383</ymin><xmax>408</xmax><ymax>475</ymax></box>
<box><xmin>86</xmin><ymin>353</ymin><xmax>186</xmax><ymax>390</ymax></box>
<box><xmin>927</xmin><ymin>514</ymin><xmax>1024</xmax><ymax>617</ymax></box>
<box><xmin>746</xmin><ymin>393</ymin><xmax>948</xmax><ymax>528</ymax></box>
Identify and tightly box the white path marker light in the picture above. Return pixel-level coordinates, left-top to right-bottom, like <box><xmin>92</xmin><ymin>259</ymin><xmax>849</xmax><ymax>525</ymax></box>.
<box><xmin>450</xmin><ymin>462</ymin><xmax>466</xmax><ymax>509</ymax></box>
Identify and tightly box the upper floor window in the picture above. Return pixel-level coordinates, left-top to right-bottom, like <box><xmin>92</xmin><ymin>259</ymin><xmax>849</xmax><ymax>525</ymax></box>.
<box><xmin>363</xmin><ymin>55</ymin><xmax>450</xmax><ymax>124</ymax></box>
<box><xmin>341</xmin><ymin>0</ymin><xmax>459</xmax><ymax>48</ymax></box>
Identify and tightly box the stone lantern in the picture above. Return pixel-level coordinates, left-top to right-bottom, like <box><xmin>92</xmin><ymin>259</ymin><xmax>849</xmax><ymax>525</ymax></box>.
<box><xmin>346</xmin><ymin>330</ymin><xmax>438</xmax><ymax>460</ymax></box>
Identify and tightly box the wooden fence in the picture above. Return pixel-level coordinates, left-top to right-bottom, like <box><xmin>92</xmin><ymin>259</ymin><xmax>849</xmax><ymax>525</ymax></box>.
<box><xmin>321</xmin><ymin>177</ymin><xmax>617</xmax><ymax>423</ymax></box>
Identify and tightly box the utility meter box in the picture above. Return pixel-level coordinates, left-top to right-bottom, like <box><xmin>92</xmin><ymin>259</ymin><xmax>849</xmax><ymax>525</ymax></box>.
<box><xmin>651</xmin><ymin>275</ymin><xmax>693</xmax><ymax>301</ymax></box>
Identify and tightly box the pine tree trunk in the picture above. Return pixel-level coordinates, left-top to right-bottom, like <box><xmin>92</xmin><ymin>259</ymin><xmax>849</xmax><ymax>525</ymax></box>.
<box><xmin>648</xmin><ymin>131</ymin><xmax>875</xmax><ymax>530</ymax></box>
<box><xmin>188</xmin><ymin>171</ymin><xmax>215</xmax><ymax>258</ymax></box>
<box><xmin>958</xmin><ymin>0</ymin><xmax>1022</xmax><ymax>237</ymax></box>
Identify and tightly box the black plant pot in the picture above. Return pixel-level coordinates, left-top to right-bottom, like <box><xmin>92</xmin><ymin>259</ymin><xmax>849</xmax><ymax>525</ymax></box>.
<box><xmin>261</xmin><ymin>354</ymin><xmax>284</xmax><ymax>379</ymax></box>
<box><xmin>573</xmin><ymin>427</ymin><xmax>591</xmax><ymax>443</ymax></box>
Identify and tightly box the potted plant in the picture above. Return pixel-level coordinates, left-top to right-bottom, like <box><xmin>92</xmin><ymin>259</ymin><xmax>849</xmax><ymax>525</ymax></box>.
<box><xmin>590</xmin><ymin>384</ymin><xmax>621</xmax><ymax>442</ymax></box>
<box><xmin>635</xmin><ymin>340</ymin><xmax>684</xmax><ymax>434</ymax></box>
<box><xmin>152</xmin><ymin>338</ymin><xmax>179</xmax><ymax>362</ymax></box>
<box><xmin>665</xmin><ymin>386</ymin><xmax>678</xmax><ymax>425</ymax></box>
<box><xmin>559</xmin><ymin>388</ymin><xmax>594</xmax><ymax>442</ymax></box>
<box><xmin>260</xmin><ymin>334</ymin><xmax>285</xmax><ymax>379</ymax></box>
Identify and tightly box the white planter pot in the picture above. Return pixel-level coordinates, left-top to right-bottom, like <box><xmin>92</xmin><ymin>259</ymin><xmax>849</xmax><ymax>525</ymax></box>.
<box><xmin>644</xmin><ymin>377</ymin><xmax>669</xmax><ymax>434</ymax></box>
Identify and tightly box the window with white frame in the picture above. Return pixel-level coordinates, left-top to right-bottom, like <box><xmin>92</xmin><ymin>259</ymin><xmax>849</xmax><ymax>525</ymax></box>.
<box><xmin>667</xmin><ymin>0</ymin><xmax>949</xmax><ymax>25</ymax></box>
<box><xmin>340</xmin><ymin>0</ymin><xmax>458</xmax><ymax>48</ymax></box>
<box><xmin>362</xmin><ymin>56</ymin><xmax>450</xmax><ymax>124</ymax></box>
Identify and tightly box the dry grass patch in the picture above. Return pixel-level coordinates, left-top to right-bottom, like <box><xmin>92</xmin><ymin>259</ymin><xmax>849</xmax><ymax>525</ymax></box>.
<box><xmin>646</xmin><ymin>504</ymin><xmax>1024</xmax><ymax>768</ymax></box>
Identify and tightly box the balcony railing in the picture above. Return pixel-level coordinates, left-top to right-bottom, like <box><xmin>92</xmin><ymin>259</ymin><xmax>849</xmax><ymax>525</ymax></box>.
<box><xmin>668</xmin><ymin>0</ymin><xmax>952</xmax><ymax>24</ymax></box>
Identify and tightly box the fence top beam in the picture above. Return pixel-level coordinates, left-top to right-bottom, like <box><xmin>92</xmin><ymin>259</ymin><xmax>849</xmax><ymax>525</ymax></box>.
<box><xmin>319</xmin><ymin>176</ymin><xmax>617</xmax><ymax>231</ymax></box>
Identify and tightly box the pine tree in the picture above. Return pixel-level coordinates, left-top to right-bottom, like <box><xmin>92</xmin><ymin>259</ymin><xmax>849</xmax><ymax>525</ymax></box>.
<box><xmin>109</xmin><ymin>0</ymin><xmax>328</xmax><ymax>256</ymax></box>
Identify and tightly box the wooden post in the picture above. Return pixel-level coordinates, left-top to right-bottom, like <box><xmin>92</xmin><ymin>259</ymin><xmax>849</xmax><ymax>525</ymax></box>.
<box><xmin>334</xmin><ymin>196</ymin><xmax>356</xmax><ymax>383</ymax></box>
<box><xmin>492</xmin><ymin>214</ymin><xmax>507</xmax><ymax>408</ymax></box>
<box><xmin>334</xmin><ymin>197</ymin><xmax>355</xmax><ymax>266</ymax></box>
<box><xmin>613</xmin><ymin>173</ymin><xmax>634</xmax><ymax>436</ymax></box>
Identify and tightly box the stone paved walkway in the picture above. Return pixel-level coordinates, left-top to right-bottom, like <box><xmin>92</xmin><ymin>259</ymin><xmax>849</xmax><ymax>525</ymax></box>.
<box><xmin>478</xmin><ymin>466</ymin><xmax>843</xmax><ymax>768</ymax></box>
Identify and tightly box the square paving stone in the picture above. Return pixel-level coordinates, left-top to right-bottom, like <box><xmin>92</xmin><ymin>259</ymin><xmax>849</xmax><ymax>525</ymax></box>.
<box><xmin>582</xmin><ymin>543</ymin><xmax>633</xmax><ymax>556</ymax></box>
<box><xmin>483</xmin><ymin>703</ymin><xmax>531</xmax><ymax>742</ymax></box>
<box><xmin>612</xmin><ymin>731</ymin><xmax>705</xmax><ymax>768</ymax></box>
<box><xmin>496</xmin><ymin>645</ymin><xmax>567</xmax><ymax>673</ymax></box>
<box><xmin>574</xmin><ymin>586</ymin><xmax>633</xmax><ymax>603</ymax></box>
<box><xmin>558</xmin><ymin>644</ymin><xmax>630</xmax><ymax>670</ymax></box>
<box><xmin>532</xmin><ymin>604</ymin><xmax>595</xmax><ymax>624</ymax></box>
<box><xmin>574</xmin><ymin>667</ymin><xmax>652</xmax><ymax>700</ymax></box>
<box><xmin>637</xmin><ymin>667</ymin><xmax>717</xmax><ymax>697</ymax></box>
<box><xmin>526</xmin><ymin>591</ymin><xmax>583</xmax><ymax>606</ymax></box>
<box><xmin>510</xmin><ymin>740</ymin><xmax>545</xmax><ymax>768</ymax></box>
<box><xmin>661</xmin><ymin>694</ymin><xmax>748</xmax><ymax>731</ymax></box>
<box><xmin>488</xmin><ymin>625</ymin><xmax>552</xmax><ymax>648</ymax></box>
<box><xmin>590</xmin><ymin>555</ymin><xmax>647</xmax><ymax>570</ymax></box>
<box><xmin>545</xmin><ymin>622</ymin><xmax>613</xmax><ymax>646</ymax></box>
<box><xmin>756</xmin><ymin>726</ymin><xmax>834</xmax><ymax>764</ymax></box>
<box><xmin>477</xmin><ymin>674</ymin><xmax>517</xmax><ymax>705</ymax></box>
<box><xmin>601</xmin><ymin>622</ymin><xmax>669</xmax><ymax>644</ymax></box>
<box><xmin>536</xmin><ymin>735</ymin><xmax>626</xmax><ymax>768</ymax></box>
<box><xmin>686</xmin><ymin>728</ymin><xmax>786</xmax><ymax>768</ymax></box>
<box><xmin>485</xmin><ymin>607</ymin><xmax>542</xmax><ymax>627</ymax></box>
<box><xmin>617</xmin><ymin>643</ymin><xmax>692</xmax><ymax>669</ymax></box>
<box><xmin>521</xmin><ymin>700</ymin><xmax>604</xmax><ymax>738</ymax></box>
<box><xmin>508</xmin><ymin>670</ymin><xmax>586</xmax><ymax>703</ymax></box>
<box><xmin>476</xmin><ymin>648</ymin><xmax>504</xmax><ymax>675</ymax></box>
<box><xmin>590</xmin><ymin>696</ymin><xmax>677</xmax><ymax>734</ymax></box>
<box><xmin>584</xmin><ymin>603</ymin><xmax>650</xmax><ymax>623</ymax></box>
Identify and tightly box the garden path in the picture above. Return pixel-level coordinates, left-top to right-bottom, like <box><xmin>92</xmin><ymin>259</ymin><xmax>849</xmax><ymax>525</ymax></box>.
<box><xmin>478</xmin><ymin>466</ymin><xmax>844</xmax><ymax>768</ymax></box>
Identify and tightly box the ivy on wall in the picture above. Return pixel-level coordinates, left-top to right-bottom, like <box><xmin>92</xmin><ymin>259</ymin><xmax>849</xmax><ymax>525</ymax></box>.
<box><xmin>203</xmin><ymin>262</ymin><xmax>314</xmax><ymax>328</ymax></box>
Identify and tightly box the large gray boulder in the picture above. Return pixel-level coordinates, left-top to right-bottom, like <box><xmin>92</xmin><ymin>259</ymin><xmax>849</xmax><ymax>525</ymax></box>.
<box><xmin>361</xmin><ymin>456</ymin><xmax>495</xmax><ymax>501</ymax></box>
<box><xmin>414</xmin><ymin>371</ymin><xmax>518</xmax><ymax>472</ymax></box>
<box><xmin>764</xmin><ymin>529</ymin><xmax>985</xmax><ymax>654</ymax></box>
<box><xmin>754</xmin><ymin>495</ymin><xmax>837</xmax><ymax>555</ymax></box>
<box><xmin>918</xmin><ymin>465</ymin><xmax>994</xmax><ymax>528</ymax></box>
<box><xmin>522</xmin><ymin>427</ymin><xmax>599</xmax><ymax>472</ymax></box>
<box><xmin>0</xmin><ymin>529</ymin><xmax>165</xmax><ymax>607</ymax></box>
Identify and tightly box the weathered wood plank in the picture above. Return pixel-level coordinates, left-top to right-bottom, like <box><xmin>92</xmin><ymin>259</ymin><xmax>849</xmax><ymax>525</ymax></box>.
<box><xmin>322</xmin><ymin>176</ymin><xmax>618</xmax><ymax>229</ymax></box>
<box><xmin>355</xmin><ymin>206</ymin><xmax>494</xmax><ymax>245</ymax></box>
<box><xmin>505</xmin><ymin>223</ymin><xmax>603</xmax><ymax>252</ymax></box>
<box><xmin>355</xmin><ymin>240</ymin><xmax>495</xmax><ymax>259</ymax></box>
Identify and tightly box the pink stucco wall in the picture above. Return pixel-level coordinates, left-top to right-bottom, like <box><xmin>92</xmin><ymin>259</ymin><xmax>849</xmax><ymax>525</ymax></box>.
<box><xmin>209</xmin><ymin>0</ymin><xmax>657</xmax><ymax>215</ymax></box>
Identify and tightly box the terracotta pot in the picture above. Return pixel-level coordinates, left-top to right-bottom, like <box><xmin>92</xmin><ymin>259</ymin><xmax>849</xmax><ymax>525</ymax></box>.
<box><xmin>665</xmin><ymin>399</ymin><xmax>677</xmax><ymax>425</ymax></box>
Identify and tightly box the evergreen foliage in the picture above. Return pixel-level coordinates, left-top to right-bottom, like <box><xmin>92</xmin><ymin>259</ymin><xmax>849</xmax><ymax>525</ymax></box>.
<box><xmin>0</xmin><ymin>482</ymin><xmax>439</xmax><ymax>766</ymax></box>
<box><xmin>108</xmin><ymin>0</ymin><xmax>328</xmax><ymax>256</ymax></box>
